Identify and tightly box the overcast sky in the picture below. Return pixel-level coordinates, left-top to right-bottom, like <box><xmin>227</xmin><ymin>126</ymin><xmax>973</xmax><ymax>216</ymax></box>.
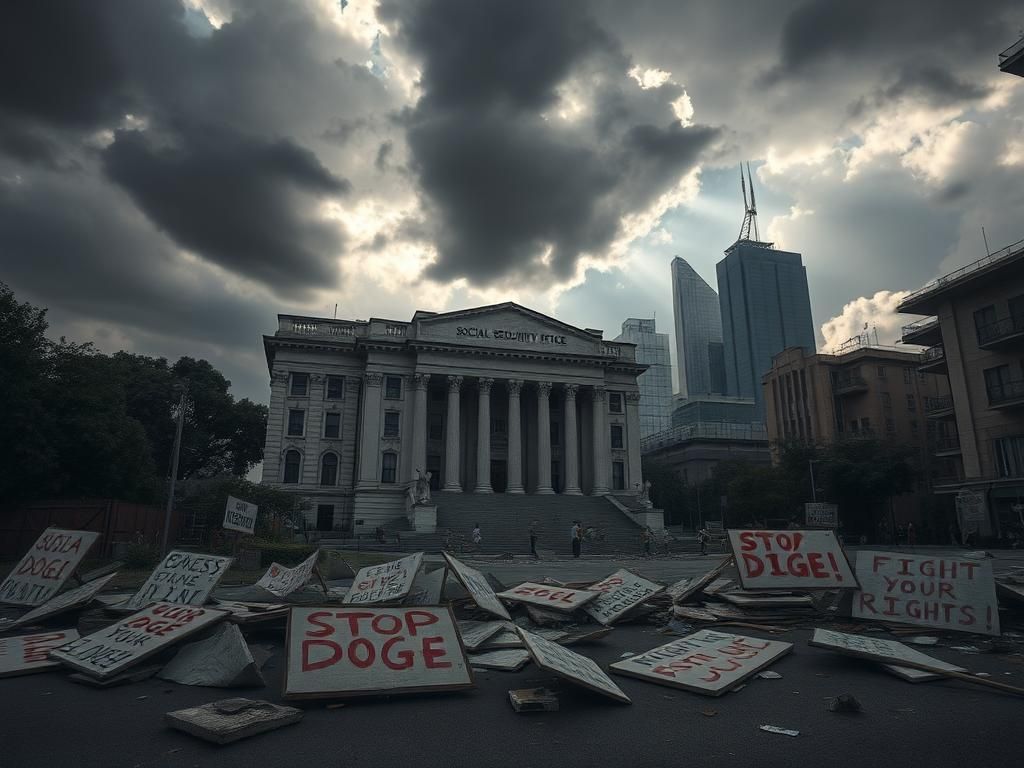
<box><xmin>2</xmin><ymin>0</ymin><xmax>1022</xmax><ymax>402</ymax></box>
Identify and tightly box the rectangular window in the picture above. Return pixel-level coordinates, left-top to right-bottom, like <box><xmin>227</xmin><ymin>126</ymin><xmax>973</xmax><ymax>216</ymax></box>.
<box><xmin>910</xmin><ymin>419</ymin><xmax>919</xmax><ymax>436</ymax></box>
<box><xmin>384</xmin><ymin>376</ymin><xmax>402</xmax><ymax>399</ymax></box>
<box><xmin>881</xmin><ymin>392</ymin><xmax>891</xmax><ymax>407</ymax></box>
<box><xmin>994</xmin><ymin>436</ymin><xmax>1024</xmax><ymax>478</ymax></box>
<box><xmin>290</xmin><ymin>372</ymin><xmax>309</xmax><ymax>396</ymax></box>
<box><xmin>906</xmin><ymin>394</ymin><xmax>916</xmax><ymax>411</ymax></box>
<box><xmin>612</xmin><ymin>461</ymin><xmax>625</xmax><ymax>490</ymax></box>
<box><xmin>610</xmin><ymin>424</ymin><xmax>624</xmax><ymax>449</ymax></box>
<box><xmin>428</xmin><ymin>413</ymin><xmax>443</xmax><ymax>441</ymax></box>
<box><xmin>326</xmin><ymin>375</ymin><xmax>344</xmax><ymax>399</ymax></box>
<box><xmin>984</xmin><ymin>364</ymin><xmax>1013</xmax><ymax>402</ymax></box>
<box><xmin>609</xmin><ymin>392</ymin><xmax>623</xmax><ymax>413</ymax></box>
<box><xmin>860</xmin><ymin>417</ymin><xmax>871</xmax><ymax>432</ymax></box>
<box><xmin>886</xmin><ymin>418</ymin><xmax>896</xmax><ymax>433</ymax></box>
<box><xmin>324</xmin><ymin>412</ymin><xmax>341</xmax><ymax>439</ymax></box>
<box><xmin>877</xmin><ymin>366</ymin><xmax>886</xmax><ymax>379</ymax></box>
<box><xmin>850</xmin><ymin>420</ymin><xmax>858</xmax><ymax>433</ymax></box>
<box><xmin>381</xmin><ymin>452</ymin><xmax>397</xmax><ymax>483</ymax></box>
<box><xmin>287</xmin><ymin>409</ymin><xmax>305</xmax><ymax>437</ymax></box>
<box><xmin>384</xmin><ymin>411</ymin><xmax>400</xmax><ymax>437</ymax></box>
<box><xmin>974</xmin><ymin>304</ymin><xmax>997</xmax><ymax>339</ymax></box>
<box><xmin>550</xmin><ymin>422</ymin><xmax>560</xmax><ymax>447</ymax></box>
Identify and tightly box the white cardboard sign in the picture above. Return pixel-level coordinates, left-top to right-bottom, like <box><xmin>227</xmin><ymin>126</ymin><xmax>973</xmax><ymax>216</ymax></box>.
<box><xmin>809</xmin><ymin>627</ymin><xmax>966</xmax><ymax>681</ymax></box>
<box><xmin>223</xmin><ymin>496</ymin><xmax>258</xmax><ymax>534</ymax></box>
<box><xmin>124</xmin><ymin>551</ymin><xmax>234</xmax><ymax>612</ymax></box>
<box><xmin>0</xmin><ymin>630</ymin><xmax>81</xmax><ymax>678</ymax></box>
<box><xmin>584</xmin><ymin>570</ymin><xmax>664</xmax><ymax>625</ymax></box>
<box><xmin>728</xmin><ymin>529</ymin><xmax>857</xmax><ymax>590</ymax></box>
<box><xmin>457</xmin><ymin>620</ymin><xmax>507</xmax><ymax>650</ymax></box>
<box><xmin>50</xmin><ymin>603</ymin><xmax>226</xmax><ymax>679</ymax></box>
<box><xmin>284</xmin><ymin>605</ymin><xmax>473</xmax><ymax>699</ymax></box>
<box><xmin>0</xmin><ymin>528</ymin><xmax>101</xmax><ymax>606</ymax></box>
<box><xmin>665</xmin><ymin>556</ymin><xmax>733</xmax><ymax>604</ymax></box>
<box><xmin>469</xmin><ymin>649</ymin><xmax>531</xmax><ymax>671</ymax></box>
<box><xmin>257</xmin><ymin>552</ymin><xmax>320</xmax><ymax>598</ymax></box>
<box><xmin>405</xmin><ymin>566</ymin><xmax>447</xmax><ymax>606</ymax></box>
<box><xmin>442</xmin><ymin>553</ymin><xmax>510</xmax><ymax>620</ymax></box>
<box><xmin>851</xmin><ymin>550</ymin><xmax>1000</xmax><ymax>635</ymax></box>
<box><xmin>495</xmin><ymin>583</ymin><xmax>599</xmax><ymax>613</ymax></box>
<box><xmin>12</xmin><ymin>573</ymin><xmax>118</xmax><ymax>629</ymax></box>
<box><xmin>343</xmin><ymin>552</ymin><xmax>424</xmax><ymax>605</ymax></box>
<box><xmin>804</xmin><ymin>502</ymin><xmax>838</xmax><ymax>528</ymax></box>
<box><xmin>610</xmin><ymin>630</ymin><xmax>792</xmax><ymax>696</ymax></box>
<box><xmin>517</xmin><ymin>627</ymin><xmax>631</xmax><ymax>703</ymax></box>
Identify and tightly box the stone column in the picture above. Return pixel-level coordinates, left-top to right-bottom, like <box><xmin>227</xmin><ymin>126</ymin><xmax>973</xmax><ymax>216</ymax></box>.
<box><xmin>625</xmin><ymin>391</ymin><xmax>643</xmax><ymax>491</ymax></box>
<box><xmin>535</xmin><ymin>381</ymin><xmax>554</xmax><ymax>494</ymax></box>
<box><xmin>443</xmin><ymin>375</ymin><xmax>463</xmax><ymax>492</ymax></box>
<box><xmin>506</xmin><ymin>380</ymin><xmax>525</xmax><ymax>494</ymax></box>
<box><xmin>474</xmin><ymin>378</ymin><xmax>494</xmax><ymax>493</ymax></box>
<box><xmin>562</xmin><ymin>384</ymin><xmax>582</xmax><ymax>495</ymax></box>
<box><xmin>410</xmin><ymin>373</ymin><xmax>430</xmax><ymax>483</ymax></box>
<box><xmin>590</xmin><ymin>386</ymin><xmax>610</xmax><ymax>495</ymax></box>
<box><xmin>356</xmin><ymin>372</ymin><xmax>383</xmax><ymax>488</ymax></box>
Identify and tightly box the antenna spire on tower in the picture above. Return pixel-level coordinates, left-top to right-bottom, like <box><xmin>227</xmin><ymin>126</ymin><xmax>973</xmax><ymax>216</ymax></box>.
<box><xmin>737</xmin><ymin>161</ymin><xmax>761</xmax><ymax>242</ymax></box>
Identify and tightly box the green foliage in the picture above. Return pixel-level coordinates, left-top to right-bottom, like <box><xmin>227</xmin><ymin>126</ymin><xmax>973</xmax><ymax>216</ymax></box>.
<box><xmin>0</xmin><ymin>282</ymin><xmax>268</xmax><ymax>506</ymax></box>
<box><xmin>124</xmin><ymin>541</ymin><xmax>161</xmax><ymax>569</ymax></box>
<box><xmin>243</xmin><ymin>538</ymin><xmax>319</xmax><ymax>566</ymax></box>
<box><xmin>180</xmin><ymin>477</ymin><xmax>310</xmax><ymax>544</ymax></box>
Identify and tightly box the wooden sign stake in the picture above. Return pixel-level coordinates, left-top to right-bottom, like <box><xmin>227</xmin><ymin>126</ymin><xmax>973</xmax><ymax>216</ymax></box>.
<box><xmin>312</xmin><ymin>565</ymin><xmax>330</xmax><ymax>597</ymax></box>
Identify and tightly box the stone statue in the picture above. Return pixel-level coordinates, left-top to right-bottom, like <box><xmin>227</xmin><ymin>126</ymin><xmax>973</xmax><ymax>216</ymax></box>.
<box><xmin>414</xmin><ymin>468</ymin><xmax>432</xmax><ymax>505</ymax></box>
<box><xmin>639</xmin><ymin>480</ymin><xmax>652</xmax><ymax>507</ymax></box>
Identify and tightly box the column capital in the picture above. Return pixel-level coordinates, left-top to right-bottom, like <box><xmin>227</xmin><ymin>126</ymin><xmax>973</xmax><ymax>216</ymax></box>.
<box><xmin>536</xmin><ymin>381</ymin><xmax>553</xmax><ymax>397</ymax></box>
<box><xmin>477</xmin><ymin>377</ymin><xmax>494</xmax><ymax>394</ymax></box>
<box><xmin>365</xmin><ymin>372</ymin><xmax>383</xmax><ymax>388</ymax></box>
<box><xmin>507</xmin><ymin>379</ymin><xmax>524</xmax><ymax>397</ymax></box>
<box><xmin>447</xmin><ymin>375</ymin><xmax>464</xmax><ymax>392</ymax></box>
<box><xmin>625</xmin><ymin>391</ymin><xmax>642</xmax><ymax>404</ymax></box>
<box><xmin>564</xmin><ymin>383</ymin><xmax>579</xmax><ymax>400</ymax></box>
<box><xmin>413</xmin><ymin>372</ymin><xmax>431</xmax><ymax>390</ymax></box>
<box><xmin>592</xmin><ymin>385</ymin><xmax>606</xmax><ymax>401</ymax></box>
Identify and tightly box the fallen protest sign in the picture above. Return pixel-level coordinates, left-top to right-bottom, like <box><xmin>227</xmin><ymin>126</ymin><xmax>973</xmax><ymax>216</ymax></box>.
<box><xmin>0</xmin><ymin>528</ymin><xmax>101</xmax><ymax>607</ymax></box>
<box><xmin>343</xmin><ymin>552</ymin><xmax>424</xmax><ymax>605</ymax></box>
<box><xmin>284</xmin><ymin>605</ymin><xmax>473</xmax><ymax>699</ymax></box>
<box><xmin>666</xmin><ymin>556</ymin><xmax>733</xmax><ymax>604</ymax></box>
<box><xmin>223</xmin><ymin>496</ymin><xmax>258</xmax><ymax>535</ymax></box>
<box><xmin>852</xmin><ymin>551</ymin><xmax>1000</xmax><ymax>636</ymax></box>
<box><xmin>584</xmin><ymin>570</ymin><xmax>664</xmax><ymax>626</ymax></box>
<box><xmin>11</xmin><ymin>573</ymin><xmax>118</xmax><ymax>629</ymax></box>
<box><xmin>123</xmin><ymin>551</ymin><xmax>234</xmax><ymax>612</ymax></box>
<box><xmin>165</xmin><ymin>698</ymin><xmax>302</xmax><ymax>745</ymax></box>
<box><xmin>495</xmin><ymin>583</ymin><xmax>599</xmax><ymax>613</ymax></box>
<box><xmin>159</xmin><ymin>623</ymin><xmax>265</xmax><ymax>688</ymax></box>
<box><xmin>405</xmin><ymin>566</ymin><xmax>447</xmax><ymax>606</ymax></box>
<box><xmin>457</xmin><ymin>620</ymin><xmax>507</xmax><ymax>651</ymax></box>
<box><xmin>610</xmin><ymin>630</ymin><xmax>792</xmax><ymax>696</ymax></box>
<box><xmin>256</xmin><ymin>551</ymin><xmax>320</xmax><ymax>599</ymax></box>
<box><xmin>442</xmin><ymin>553</ymin><xmax>510</xmax><ymax>620</ymax></box>
<box><xmin>728</xmin><ymin>530</ymin><xmax>856</xmax><ymax>590</ymax></box>
<box><xmin>50</xmin><ymin>602</ymin><xmax>226</xmax><ymax>679</ymax></box>
<box><xmin>0</xmin><ymin>630</ymin><xmax>80</xmax><ymax>678</ymax></box>
<box><xmin>516</xmin><ymin>627</ymin><xmax>630</xmax><ymax>703</ymax></box>
<box><xmin>469</xmin><ymin>649</ymin><xmax>531</xmax><ymax>671</ymax></box>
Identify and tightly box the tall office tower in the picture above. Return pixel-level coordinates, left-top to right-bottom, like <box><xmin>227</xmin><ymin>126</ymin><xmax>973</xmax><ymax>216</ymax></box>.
<box><xmin>614</xmin><ymin>318</ymin><xmax>672</xmax><ymax>437</ymax></box>
<box><xmin>671</xmin><ymin>257</ymin><xmax>727</xmax><ymax>398</ymax></box>
<box><xmin>717</xmin><ymin>164</ymin><xmax>815</xmax><ymax>419</ymax></box>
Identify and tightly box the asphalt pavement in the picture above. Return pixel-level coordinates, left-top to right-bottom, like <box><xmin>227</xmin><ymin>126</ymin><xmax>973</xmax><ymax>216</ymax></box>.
<box><xmin>3</xmin><ymin>550</ymin><xmax>1024</xmax><ymax>768</ymax></box>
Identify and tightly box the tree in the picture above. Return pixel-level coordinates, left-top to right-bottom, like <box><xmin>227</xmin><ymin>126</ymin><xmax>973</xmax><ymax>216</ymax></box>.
<box><xmin>820</xmin><ymin>438</ymin><xmax>918</xmax><ymax>535</ymax></box>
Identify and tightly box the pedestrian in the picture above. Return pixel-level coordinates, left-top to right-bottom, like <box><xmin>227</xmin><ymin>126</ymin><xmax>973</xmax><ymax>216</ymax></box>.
<box><xmin>472</xmin><ymin>523</ymin><xmax>482</xmax><ymax>550</ymax></box>
<box><xmin>907</xmin><ymin>522</ymin><xmax>916</xmax><ymax>546</ymax></box>
<box><xmin>699</xmin><ymin>528</ymin><xmax>708</xmax><ymax>555</ymax></box>
<box><xmin>529</xmin><ymin>520</ymin><xmax>539</xmax><ymax>558</ymax></box>
<box><xmin>641</xmin><ymin>527</ymin><xmax>652</xmax><ymax>557</ymax></box>
<box><xmin>571</xmin><ymin>520</ymin><xmax>581</xmax><ymax>559</ymax></box>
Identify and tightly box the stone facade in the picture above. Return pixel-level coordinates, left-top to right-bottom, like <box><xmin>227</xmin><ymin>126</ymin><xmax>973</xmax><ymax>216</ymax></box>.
<box><xmin>261</xmin><ymin>302</ymin><xmax>647</xmax><ymax>533</ymax></box>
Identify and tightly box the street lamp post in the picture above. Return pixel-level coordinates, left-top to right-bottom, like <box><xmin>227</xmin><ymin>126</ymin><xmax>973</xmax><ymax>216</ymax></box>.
<box><xmin>809</xmin><ymin>459</ymin><xmax>821</xmax><ymax>503</ymax></box>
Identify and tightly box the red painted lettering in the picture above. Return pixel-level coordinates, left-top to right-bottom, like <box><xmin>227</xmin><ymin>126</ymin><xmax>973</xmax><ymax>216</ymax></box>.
<box><xmin>349</xmin><ymin>638</ymin><xmax>375</xmax><ymax>668</ymax></box>
<box><xmin>381</xmin><ymin>637</ymin><xmax>414</xmax><ymax>670</ymax></box>
<box><xmin>302</xmin><ymin>639</ymin><xmax>342</xmax><ymax>671</ymax></box>
<box><xmin>305</xmin><ymin>611</ymin><xmax>335</xmax><ymax>638</ymax></box>
<box><xmin>404</xmin><ymin>610</ymin><xmax>439</xmax><ymax>636</ymax></box>
<box><xmin>422</xmin><ymin>636</ymin><xmax>451</xmax><ymax>669</ymax></box>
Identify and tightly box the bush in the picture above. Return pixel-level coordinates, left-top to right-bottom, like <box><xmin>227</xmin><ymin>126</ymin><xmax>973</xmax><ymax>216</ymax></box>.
<box><xmin>243</xmin><ymin>538</ymin><xmax>318</xmax><ymax>566</ymax></box>
<box><xmin>124</xmin><ymin>541</ymin><xmax>160</xmax><ymax>569</ymax></box>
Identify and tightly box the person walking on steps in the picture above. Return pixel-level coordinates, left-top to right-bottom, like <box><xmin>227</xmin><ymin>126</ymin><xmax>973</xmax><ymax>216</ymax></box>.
<box><xmin>529</xmin><ymin>520</ymin><xmax>540</xmax><ymax>558</ymax></box>
<box><xmin>571</xmin><ymin>520</ymin><xmax>582</xmax><ymax>559</ymax></box>
<box><xmin>472</xmin><ymin>523</ymin><xmax>482</xmax><ymax>551</ymax></box>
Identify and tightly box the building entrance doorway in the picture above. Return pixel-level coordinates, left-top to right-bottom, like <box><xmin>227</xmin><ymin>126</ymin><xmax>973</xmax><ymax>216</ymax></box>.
<box><xmin>491</xmin><ymin>460</ymin><xmax>507</xmax><ymax>493</ymax></box>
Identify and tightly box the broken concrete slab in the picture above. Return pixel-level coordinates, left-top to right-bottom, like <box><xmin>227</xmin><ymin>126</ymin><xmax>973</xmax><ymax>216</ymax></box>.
<box><xmin>158</xmin><ymin>623</ymin><xmax>265</xmax><ymax>688</ymax></box>
<box><xmin>165</xmin><ymin>698</ymin><xmax>303</xmax><ymax>744</ymax></box>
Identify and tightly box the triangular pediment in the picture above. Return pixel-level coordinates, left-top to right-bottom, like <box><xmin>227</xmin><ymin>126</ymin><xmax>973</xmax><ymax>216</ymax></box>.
<box><xmin>414</xmin><ymin>302</ymin><xmax>605</xmax><ymax>354</ymax></box>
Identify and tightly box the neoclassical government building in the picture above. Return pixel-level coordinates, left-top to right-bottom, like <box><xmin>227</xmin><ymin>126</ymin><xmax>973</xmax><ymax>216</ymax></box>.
<box><xmin>261</xmin><ymin>303</ymin><xmax>647</xmax><ymax>532</ymax></box>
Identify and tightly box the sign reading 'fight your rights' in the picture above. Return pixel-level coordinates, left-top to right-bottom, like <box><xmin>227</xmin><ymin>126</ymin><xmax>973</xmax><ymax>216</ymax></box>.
<box><xmin>728</xmin><ymin>529</ymin><xmax>857</xmax><ymax>590</ymax></box>
<box><xmin>852</xmin><ymin>551</ymin><xmax>1000</xmax><ymax>635</ymax></box>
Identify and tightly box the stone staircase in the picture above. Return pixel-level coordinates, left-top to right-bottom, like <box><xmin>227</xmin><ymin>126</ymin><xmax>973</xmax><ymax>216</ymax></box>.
<box><xmin>394</xmin><ymin>492</ymin><xmax>648</xmax><ymax>556</ymax></box>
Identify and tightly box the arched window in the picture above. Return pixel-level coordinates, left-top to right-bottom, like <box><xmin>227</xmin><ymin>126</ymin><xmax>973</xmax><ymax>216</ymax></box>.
<box><xmin>283</xmin><ymin>450</ymin><xmax>301</xmax><ymax>483</ymax></box>
<box><xmin>381</xmin><ymin>452</ymin><xmax>397</xmax><ymax>484</ymax></box>
<box><xmin>320</xmin><ymin>453</ymin><xmax>339</xmax><ymax>486</ymax></box>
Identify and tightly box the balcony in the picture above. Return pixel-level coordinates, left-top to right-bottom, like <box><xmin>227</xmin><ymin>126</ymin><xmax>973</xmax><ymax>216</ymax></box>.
<box><xmin>832</xmin><ymin>373</ymin><xmax>868</xmax><ymax>396</ymax></box>
<box><xmin>987</xmin><ymin>379</ymin><xmax>1024</xmax><ymax>409</ymax></box>
<box><xmin>919</xmin><ymin>345</ymin><xmax>947</xmax><ymax>373</ymax></box>
<box><xmin>924</xmin><ymin>395</ymin><xmax>956</xmax><ymax>418</ymax></box>
<box><xmin>977</xmin><ymin>313</ymin><xmax>1024</xmax><ymax>349</ymax></box>
<box><xmin>933</xmin><ymin>435</ymin><xmax>962</xmax><ymax>455</ymax></box>
<box><xmin>901</xmin><ymin>316</ymin><xmax>941</xmax><ymax>346</ymax></box>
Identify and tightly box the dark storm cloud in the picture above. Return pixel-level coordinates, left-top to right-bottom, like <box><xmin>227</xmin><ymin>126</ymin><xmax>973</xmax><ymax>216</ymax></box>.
<box><xmin>880</xmin><ymin>66</ymin><xmax>991</xmax><ymax>106</ymax></box>
<box><xmin>381</xmin><ymin>0</ymin><xmax>718</xmax><ymax>285</ymax></box>
<box><xmin>103</xmin><ymin>126</ymin><xmax>349</xmax><ymax>293</ymax></box>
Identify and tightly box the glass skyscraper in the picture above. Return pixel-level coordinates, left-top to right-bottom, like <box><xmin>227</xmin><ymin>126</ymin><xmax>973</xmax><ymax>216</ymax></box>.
<box><xmin>716</xmin><ymin>240</ymin><xmax>816</xmax><ymax>419</ymax></box>
<box><xmin>614</xmin><ymin>318</ymin><xmax>672</xmax><ymax>437</ymax></box>
<box><xmin>671</xmin><ymin>257</ymin><xmax>727</xmax><ymax>398</ymax></box>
